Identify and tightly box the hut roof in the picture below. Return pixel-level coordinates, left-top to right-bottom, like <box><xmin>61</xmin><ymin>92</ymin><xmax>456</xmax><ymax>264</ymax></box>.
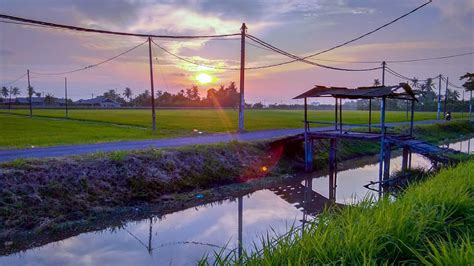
<box><xmin>293</xmin><ymin>83</ymin><xmax>417</xmax><ymax>101</ymax></box>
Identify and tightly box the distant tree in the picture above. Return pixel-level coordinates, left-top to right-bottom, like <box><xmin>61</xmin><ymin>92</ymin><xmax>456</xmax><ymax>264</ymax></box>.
<box><xmin>253</xmin><ymin>102</ymin><xmax>264</xmax><ymax>109</ymax></box>
<box><xmin>411</xmin><ymin>77</ymin><xmax>419</xmax><ymax>88</ymax></box>
<box><xmin>460</xmin><ymin>72</ymin><xmax>474</xmax><ymax>91</ymax></box>
<box><xmin>446</xmin><ymin>88</ymin><xmax>460</xmax><ymax>102</ymax></box>
<box><xmin>373</xmin><ymin>79</ymin><xmax>381</xmax><ymax>86</ymax></box>
<box><xmin>123</xmin><ymin>87</ymin><xmax>133</xmax><ymax>102</ymax></box>
<box><xmin>35</xmin><ymin>92</ymin><xmax>41</xmax><ymax>98</ymax></box>
<box><xmin>9</xmin><ymin>87</ymin><xmax>20</xmax><ymax>110</ymax></box>
<box><xmin>185</xmin><ymin>85</ymin><xmax>200</xmax><ymax>101</ymax></box>
<box><xmin>44</xmin><ymin>93</ymin><xmax>55</xmax><ymax>105</ymax></box>
<box><xmin>28</xmin><ymin>86</ymin><xmax>35</xmax><ymax>97</ymax></box>
<box><xmin>1</xmin><ymin>87</ymin><xmax>8</xmax><ymax>103</ymax></box>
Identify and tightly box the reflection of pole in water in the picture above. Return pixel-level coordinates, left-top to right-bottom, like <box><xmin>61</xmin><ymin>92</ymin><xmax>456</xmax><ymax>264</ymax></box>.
<box><xmin>301</xmin><ymin>177</ymin><xmax>312</xmax><ymax>231</ymax></box>
<box><xmin>328</xmin><ymin>139</ymin><xmax>337</xmax><ymax>201</ymax></box>
<box><xmin>148</xmin><ymin>217</ymin><xmax>153</xmax><ymax>255</ymax></box>
<box><xmin>238</xmin><ymin>196</ymin><xmax>243</xmax><ymax>258</ymax></box>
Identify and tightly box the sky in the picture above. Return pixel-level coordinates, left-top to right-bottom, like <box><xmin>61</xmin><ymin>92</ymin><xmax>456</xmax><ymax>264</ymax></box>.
<box><xmin>0</xmin><ymin>0</ymin><xmax>473</xmax><ymax>103</ymax></box>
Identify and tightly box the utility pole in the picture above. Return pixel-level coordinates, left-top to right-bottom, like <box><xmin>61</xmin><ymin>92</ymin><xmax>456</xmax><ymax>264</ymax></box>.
<box><xmin>437</xmin><ymin>74</ymin><xmax>442</xmax><ymax>120</ymax></box>
<box><xmin>27</xmin><ymin>69</ymin><xmax>32</xmax><ymax>117</ymax></box>
<box><xmin>148</xmin><ymin>36</ymin><xmax>156</xmax><ymax>132</ymax></box>
<box><xmin>381</xmin><ymin>61</ymin><xmax>386</xmax><ymax>86</ymax></box>
<box><xmin>238</xmin><ymin>23</ymin><xmax>247</xmax><ymax>132</ymax></box>
<box><xmin>461</xmin><ymin>90</ymin><xmax>464</xmax><ymax>117</ymax></box>
<box><xmin>64</xmin><ymin>77</ymin><xmax>69</xmax><ymax>118</ymax></box>
<box><xmin>469</xmin><ymin>90</ymin><xmax>472</xmax><ymax>117</ymax></box>
<box><xmin>444</xmin><ymin>77</ymin><xmax>448</xmax><ymax>118</ymax></box>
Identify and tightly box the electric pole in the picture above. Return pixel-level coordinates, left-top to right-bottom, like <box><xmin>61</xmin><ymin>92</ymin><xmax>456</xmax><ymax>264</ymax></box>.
<box><xmin>27</xmin><ymin>69</ymin><xmax>32</xmax><ymax>118</ymax></box>
<box><xmin>437</xmin><ymin>74</ymin><xmax>442</xmax><ymax>120</ymax></box>
<box><xmin>148</xmin><ymin>36</ymin><xmax>156</xmax><ymax>132</ymax></box>
<box><xmin>461</xmin><ymin>90</ymin><xmax>464</xmax><ymax>117</ymax></box>
<box><xmin>64</xmin><ymin>77</ymin><xmax>69</xmax><ymax>118</ymax></box>
<box><xmin>444</xmin><ymin>77</ymin><xmax>448</xmax><ymax>117</ymax></box>
<box><xmin>238</xmin><ymin>23</ymin><xmax>247</xmax><ymax>132</ymax></box>
<box><xmin>381</xmin><ymin>61</ymin><xmax>386</xmax><ymax>86</ymax></box>
<box><xmin>469</xmin><ymin>90</ymin><xmax>472</xmax><ymax>117</ymax></box>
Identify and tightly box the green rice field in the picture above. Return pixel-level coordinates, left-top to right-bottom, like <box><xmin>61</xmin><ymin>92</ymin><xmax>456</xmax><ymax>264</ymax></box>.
<box><xmin>0</xmin><ymin>108</ymin><xmax>441</xmax><ymax>148</ymax></box>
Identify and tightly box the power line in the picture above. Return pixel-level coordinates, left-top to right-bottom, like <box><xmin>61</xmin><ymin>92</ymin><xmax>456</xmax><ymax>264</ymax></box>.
<box><xmin>0</xmin><ymin>14</ymin><xmax>240</xmax><ymax>39</ymax></box>
<box><xmin>246</xmin><ymin>35</ymin><xmax>381</xmax><ymax>71</ymax></box>
<box><xmin>1</xmin><ymin>73</ymin><xmax>27</xmax><ymax>87</ymax></box>
<box><xmin>242</xmin><ymin>0</ymin><xmax>432</xmax><ymax>69</ymax></box>
<box><xmin>30</xmin><ymin>40</ymin><xmax>148</xmax><ymax>76</ymax></box>
<box><xmin>246</xmin><ymin>38</ymin><xmax>473</xmax><ymax>64</ymax></box>
<box><xmin>441</xmin><ymin>76</ymin><xmax>464</xmax><ymax>89</ymax></box>
<box><xmin>151</xmin><ymin>40</ymin><xmax>241</xmax><ymax>70</ymax></box>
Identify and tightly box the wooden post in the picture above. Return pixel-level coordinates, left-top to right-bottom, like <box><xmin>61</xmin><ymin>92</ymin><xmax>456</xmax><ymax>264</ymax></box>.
<box><xmin>339</xmin><ymin>98</ymin><xmax>342</xmax><ymax>134</ymax></box>
<box><xmin>148</xmin><ymin>37</ymin><xmax>156</xmax><ymax>131</ymax></box>
<box><xmin>329</xmin><ymin>138</ymin><xmax>337</xmax><ymax>201</ymax></box>
<box><xmin>444</xmin><ymin>77</ymin><xmax>448</xmax><ymax>118</ymax></box>
<box><xmin>304</xmin><ymin>97</ymin><xmax>308</xmax><ymax>132</ymax></box>
<box><xmin>238</xmin><ymin>196</ymin><xmax>243</xmax><ymax>258</ymax></box>
<box><xmin>238</xmin><ymin>23</ymin><xmax>247</xmax><ymax>132</ymax></box>
<box><xmin>382</xmin><ymin>61</ymin><xmax>386</xmax><ymax>86</ymax></box>
<box><xmin>64</xmin><ymin>77</ymin><xmax>69</xmax><ymax>119</ymax></box>
<box><xmin>148</xmin><ymin>217</ymin><xmax>153</xmax><ymax>255</ymax></box>
<box><xmin>410</xmin><ymin>99</ymin><xmax>415</xmax><ymax>136</ymax></box>
<box><xmin>304</xmin><ymin>137</ymin><xmax>313</xmax><ymax>172</ymax></box>
<box><xmin>437</xmin><ymin>74</ymin><xmax>442</xmax><ymax>120</ymax></box>
<box><xmin>334</xmin><ymin>98</ymin><xmax>338</xmax><ymax>130</ymax></box>
<box><xmin>27</xmin><ymin>69</ymin><xmax>32</xmax><ymax>117</ymax></box>
<box><xmin>470</xmin><ymin>90</ymin><xmax>472</xmax><ymax>117</ymax></box>
<box><xmin>368</xmin><ymin>98</ymin><xmax>372</xmax><ymax>133</ymax></box>
<box><xmin>401</xmin><ymin>147</ymin><xmax>409</xmax><ymax>172</ymax></box>
<box><xmin>383</xmin><ymin>143</ymin><xmax>391</xmax><ymax>180</ymax></box>
<box><xmin>378</xmin><ymin>96</ymin><xmax>386</xmax><ymax>196</ymax></box>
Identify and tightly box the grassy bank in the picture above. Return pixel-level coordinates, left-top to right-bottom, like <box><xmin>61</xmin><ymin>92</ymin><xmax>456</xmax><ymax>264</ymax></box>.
<box><xmin>0</xmin><ymin>109</ymin><xmax>440</xmax><ymax>148</ymax></box>
<box><xmin>211</xmin><ymin>159</ymin><xmax>474</xmax><ymax>265</ymax></box>
<box><xmin>0</xmin><ymin>120</ymin><xmax>472</xmax><ymax>254</ymax></box>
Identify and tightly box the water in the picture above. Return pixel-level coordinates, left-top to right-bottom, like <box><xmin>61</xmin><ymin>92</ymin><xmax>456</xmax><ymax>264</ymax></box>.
<box><xmin>1</xmin><ymin>138</ymin><xmax>471</xmax><ymax>265</ymax></box>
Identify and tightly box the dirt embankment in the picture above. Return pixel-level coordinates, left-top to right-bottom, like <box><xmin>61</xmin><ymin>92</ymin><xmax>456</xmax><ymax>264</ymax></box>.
<box><xmin>1</xmin><ymin>120</ymin><xmax>472</xmax><ymax>254</ymax></box>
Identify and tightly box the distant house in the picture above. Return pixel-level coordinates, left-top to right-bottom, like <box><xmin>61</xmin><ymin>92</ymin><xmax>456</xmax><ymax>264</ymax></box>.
<box><xmin>15</xmin><ymin>97</ymin><xmax>45</xmax><ymax>106</ymax></box>
<box><xmin>75</xmin><ymin>96</ymin><xmax>121</xmax><ymax>108</ymax></box>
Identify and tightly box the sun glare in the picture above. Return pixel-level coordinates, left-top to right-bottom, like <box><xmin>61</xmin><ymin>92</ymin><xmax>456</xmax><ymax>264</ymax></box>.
<box><xmin>196</xmin><ymin>73</ymin><xmax>213</xmax><ymax>84</ymax></box>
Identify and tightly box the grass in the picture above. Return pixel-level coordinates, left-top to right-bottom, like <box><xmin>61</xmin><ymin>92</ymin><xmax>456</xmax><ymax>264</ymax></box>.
<box><xmin>202</xmin><ymin>160</ymin><xmax>474</xmax><ymax>265</ymax></box>
<box><xmin>0</xmin><ymin>109</ymin><xmax>441</xmax><ymax>148</ymax></box>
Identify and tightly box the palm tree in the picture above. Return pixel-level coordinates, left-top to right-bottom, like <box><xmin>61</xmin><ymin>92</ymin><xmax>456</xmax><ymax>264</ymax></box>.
<box><xmin>10</xmin><ymin>87</ymin><xmax>20</xmax><ymax>110</ymax></box>
<box><xmin>123</xmin><ymin>87</ymin><xmax>133</xmax><ymax>102</ymax></box>
<box><xmin>411</xmin><ymin>77</ymin><xmax>419</xmax><ymax>88</ymax></box>
<box><xmin>373</xmin><ymin>79</ymin><xmax>381</xmax><ymax>87</ymax></box>
<box><xmin>1</xmin><ymin>86</ymin><xmax>8</xmax><ymax>100</ymax></box>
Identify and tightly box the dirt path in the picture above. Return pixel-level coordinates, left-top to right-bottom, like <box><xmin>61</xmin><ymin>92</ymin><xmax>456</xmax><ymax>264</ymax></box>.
<box><xmin>0</xmin><ymin>119</ymin><xmax>470</xmax><ymax>162</ymax></box>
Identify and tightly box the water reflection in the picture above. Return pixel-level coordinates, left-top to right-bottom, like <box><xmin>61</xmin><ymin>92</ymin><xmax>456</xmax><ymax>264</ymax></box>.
<box><xmin>1</xmin><ymin>138</ymin><xmax>471</xmax><ymax>265</ymax></box>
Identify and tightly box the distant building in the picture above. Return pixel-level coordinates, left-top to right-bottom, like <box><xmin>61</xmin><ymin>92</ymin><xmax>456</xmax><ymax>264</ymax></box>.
<box><xmin>15</xmin><ymin>97</ymin><xmax>45</xmax><ymax>106</ymax></box>
<box><xmin>75</xmin><ymin>96</ymin><xmax>122</xmax><ymax>107</ymax></box>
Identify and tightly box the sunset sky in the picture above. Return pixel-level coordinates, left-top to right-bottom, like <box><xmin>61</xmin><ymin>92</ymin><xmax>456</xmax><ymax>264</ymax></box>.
<box><xmin>0</xmin><ymin>0</ymin><xmax>473</xmax><ymax>104</ymax></box>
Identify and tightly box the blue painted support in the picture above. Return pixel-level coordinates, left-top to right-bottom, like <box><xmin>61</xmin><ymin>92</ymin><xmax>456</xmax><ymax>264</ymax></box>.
<box><xmin>378</xmin><ymin>97</ymin><xmax>386</xmax><ymax>197</ymax></box>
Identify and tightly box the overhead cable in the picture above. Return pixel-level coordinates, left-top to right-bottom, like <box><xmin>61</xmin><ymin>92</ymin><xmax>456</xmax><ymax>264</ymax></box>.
<box><xmin>242</xmin><ymin>0</ymin><xmax>432</xmax><ymax>69</ymax></box>
<box><xmin>30</xmin><ymin>40</ymin><xmax>148</xmax><ymax>76</ymax></box>
<box><xmin>0</xmin><ymin>14</ymin><xmax>240</xmax><ymax>39</ymax></box>
<box><xmin>1</xmin><ymin>73</ymin><xmax>27</xmax><ymax>87</ymax></box>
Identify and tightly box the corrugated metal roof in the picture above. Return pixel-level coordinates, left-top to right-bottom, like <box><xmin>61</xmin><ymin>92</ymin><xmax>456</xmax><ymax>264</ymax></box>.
<box><xmin>293</xmin><ymin>83</ymin><xmax>417</xmax><ymax>101</ymax></box>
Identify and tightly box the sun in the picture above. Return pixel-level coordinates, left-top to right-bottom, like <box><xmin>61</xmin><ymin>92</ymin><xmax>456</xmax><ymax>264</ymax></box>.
<box><xmin>196</xmin><ymin>73</ymin><xmax>213</xmax><ymax>84</ymax></box>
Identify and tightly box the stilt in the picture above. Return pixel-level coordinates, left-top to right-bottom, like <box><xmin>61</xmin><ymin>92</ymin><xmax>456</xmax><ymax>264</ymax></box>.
<box><xmin>328</xmin><ymin>138</ymin><xmax>337</xmax><ymax>201</ymax></box>
<box><xmin>304</xmin><ymin>136</ymin><xmax>313</xmax><ymax>172</ymax></box>
<box><xmin>401</xmin><ymin>147</ymin><xmax>409</xmax><ymax>172</ymax></box>
<box><xmin>383</xmin><ymin>143</ymin><xmax>391</xmax><ymax>181</ymax></box>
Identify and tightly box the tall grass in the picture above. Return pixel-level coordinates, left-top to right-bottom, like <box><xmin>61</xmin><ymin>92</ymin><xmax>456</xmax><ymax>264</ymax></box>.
<box><xmin>201</xmin><ymin>160</ymin><xmax>474</xmax><ymax>265</ymax></box>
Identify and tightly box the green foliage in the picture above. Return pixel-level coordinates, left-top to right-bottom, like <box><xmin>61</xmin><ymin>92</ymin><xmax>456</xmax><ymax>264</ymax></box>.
<box><xmin>108</xmin><ymin>150</ymin><xmax>128</xmax><ymax>162</ymax></box>
<box><xmin>203</xmin><ymin>160</ymin><xmax>474</xmax><ymax>265</ymax></box>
